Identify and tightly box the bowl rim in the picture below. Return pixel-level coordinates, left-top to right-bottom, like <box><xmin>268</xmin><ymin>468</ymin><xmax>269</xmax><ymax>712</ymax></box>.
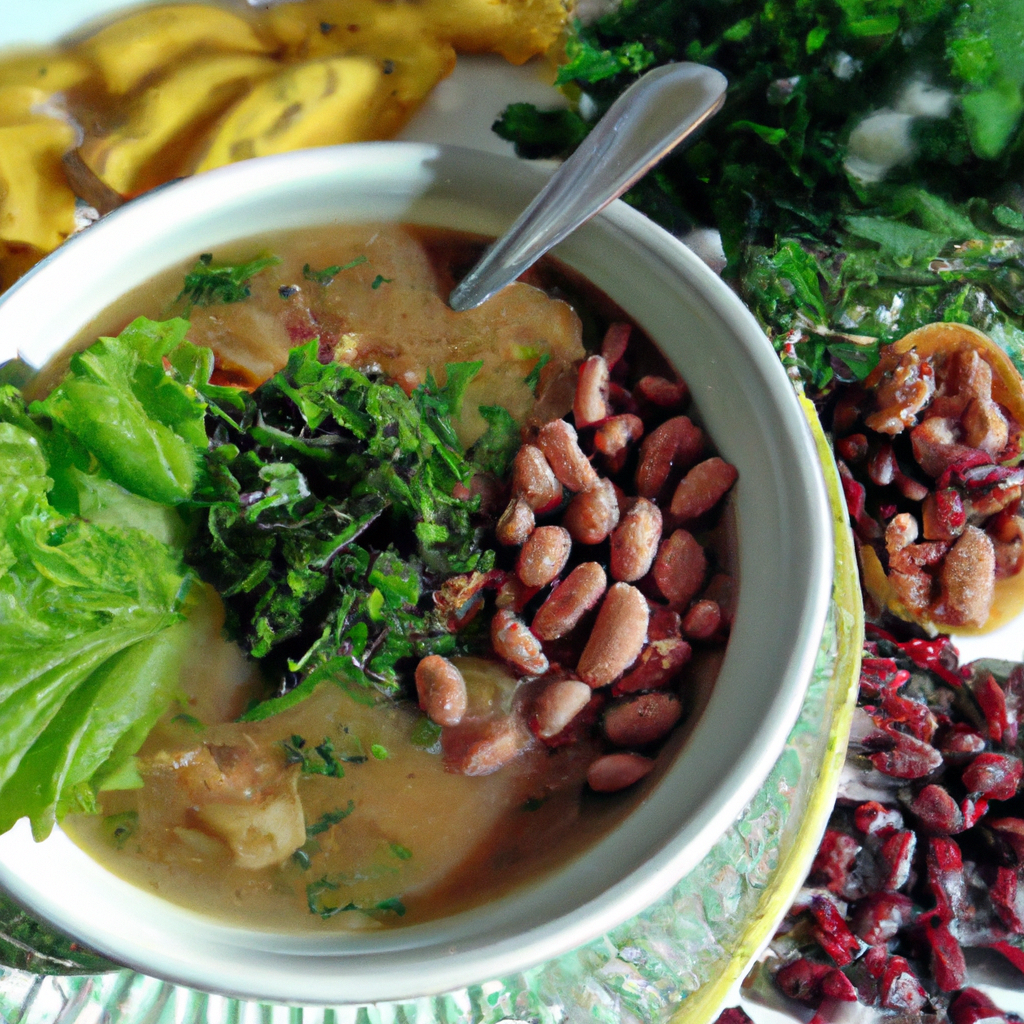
<box><xmin>0</xmin><ymin>141</ymin><xmax>833</xmax><ymax>1004</ymax></box>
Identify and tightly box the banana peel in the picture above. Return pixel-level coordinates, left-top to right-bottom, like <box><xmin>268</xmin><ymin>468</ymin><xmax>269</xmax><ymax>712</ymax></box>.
<box><xmin>80</xmin><ymin>53</ymin><xmax>278</xmax><ymax>196</ymax></box>
<box><xmin>0</xmin><ymin>119</ymin><xmax>77</xmax><ymax>251</ymax></box>
<box><xmin>195</xmin><ymin>56</ymin><xmax>387</xmax><ymax>171</ymax></box>
<box><xmin>75</xmin><ymin>4</ymin><xmax>275</xmax><ymax>95</ymax></box>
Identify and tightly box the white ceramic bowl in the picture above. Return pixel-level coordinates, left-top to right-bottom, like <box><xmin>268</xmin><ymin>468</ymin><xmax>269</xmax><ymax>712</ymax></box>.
<box><xmin>0</xmin><ymin>143</ymin><xmax>832</xmax><ymax>1004</ymax></box>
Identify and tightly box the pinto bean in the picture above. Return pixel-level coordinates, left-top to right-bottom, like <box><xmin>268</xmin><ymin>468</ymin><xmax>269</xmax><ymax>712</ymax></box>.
<box><xmin>512</xmin><ymin>445</ymin><xmax>562</xmax><ymax>513</ymax></box>
<box><xmin>669</xmin><ymin>457</ymin><xmax>738</xmax><ymax>522</ymax></box>
<box><xmin>587</xmin><ymin>752</ymin><xmax>655</xmax><ymax>792</ymax></box>
<box><xmin>516</xmin><ymin>525</ymin><xmax>572</xmax><ymax>587</ymax></box>
<box><xmin>415</xmin><ymin>655</ymin><xmax>468</xmax><ymax>727</ymax></box>
<box><xmin>537</xmin><ymin>418</ymin><xmax>599</xmax><ymax>493</ymax></box>
<box><xmin>563</xmin><ymin>478</ymin><xmax>620</xmax><ymax>544</ymax></box>
<box><xmin>601</xmin><ymin>322</ymin><xmax>631</xmax><ymax>369</ymax></box>
<box><xmin>610</xmin><ymin>498</ymin><xmax>663</xmax><ymax>582</ymax></box>
<box><xmin>491</xmin><ymin>608</ymin><xmax>549</xmax><ymax>676</ymax></box>
<box><xmin>635</xmin><ymin>375</ymin><xmax>689</xmax><ymax>410</ymax></box>
<box><xmin>939</xmin><ymin>525</ymin><xmax>995</xmax><ymax>629</ymax></box>
<box><xmin>496</xmin><ymin>496</ymin><xmax>535</xmax><ymax>546</ymax></box>
<box><xmin>574</xmin><ymin>355</ymin><xmax>611</xmax><ymax>428</ymax></box>
<box><xmin>594</xmin><ymin>414</ymin><xmax>644</xmax><ymax>473</ymax></box>
<box><xmin>577</xmin><ymin>582</ymin><xmax>649</xmax><ymax>688</ymax></box>
<box><xmin>495</xmin><ymin>575</ymin><xmax>541</xmax><ymax>613</ymax></box>
<box><xmin>682</xmin><ymin>599</ymin><xmax>722</xmax><ymax>640</ymax></box>
<box><xmin>531</xmin><ymin>562</ymin><xmax>607</xmax><ymax>640</ymax></box>
<box><xmin>533</xmin><ymin>678</ymin><xmax>593</xmax><ymax>739</ymax></box>
<box><xmin>652</xmin><ymin>529</ymin><xmax>707</xmax><ymax>608</ymax></box>
<box><xmin>443</xmin><ymin>717</ymin><xmax>532</xmax><ymax>776</ymax></box>
<box><xmin>648</xmin><ymin>604</ymin><xmax>683</xmax><ymax>639</ymax></box>
<box><xmin>614</xmin><ymin>638</ymin><xmax>692</xmax><ymax>694</ymax></box>
<box><xmin>604</xmin><ymin>692</ymin><xmax>683</xmax><ymax>747</ymax></box>
<box><xmin>635</xmin><ymin>416</ymin><xmax>704</xmax><ymax>501</ymax></box>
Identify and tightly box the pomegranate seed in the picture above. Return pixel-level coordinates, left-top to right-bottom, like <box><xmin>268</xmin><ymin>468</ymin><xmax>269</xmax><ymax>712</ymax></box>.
<box><xmin>923</xmin><ymin>917</ymin><xmax>966</xmax><ymax>991</ymax></box>
<box><xmin>775</xmin><ymin>958</ymin><xmax>832</xmax><ymax>1005</ymax></box>
<box><xmin>939</xmin><ymin>722</ymin><xmax>987</xmax><ymax>759</ymax></box>
<box><xmin>835</xmin><ymin>433</ymin><xmax>868</xmax><ymax>462</ymax></box>
<box><xmin>927</xmin><ymin>837</ymin><xmax>968</xmax><ymax>922</ymax></box>
<box><xmin>868</xmin><ymin>732</ymin><xmax>942</xmax><ymax>779</ymax></box>
<box><xmin>897</xmin><ymin>636</ymin><xmax>966</xmax><ymax>688</ymax></box>
<box><xmin>851</xmin><ymin>891</ymin><xmax>914</xmax><ymax>944</ymax></box>
<box><xmin>974</xmin><ymin>672</ymin><xmax>1010</xmax><ymax>743</ymax></box>
<box><xmin>991</xmin><ymin>866</ymin><xmax>1024</xmax><ymax>931</ymax></box>
<box><xmin>880</xmin><ymin>955</ymin><xmax>928</xmax><ymax>1012</ymax></box>
<box><xmin>821</xmin><ymin>968</ymin><xmax>857</xmax><ymax>1001</ymax></box>
<box><xmin>809</xmin><ymin>830</ymin><xmax>860</xmax><ymax>894</ymax></box>
<box><xmin>949</xmin><ymin>988</ymin><xmax>1010</xmax><ymax>1024</ymax></box>
<box><xmin>854</xmin><ymin>801</ymin><xmax>903</xmax><ymax>838</ymax></box>
<box><xmin>860</xmin><ymin>657</ymin><xmax>911</xmax><ymax>696</ymax></box>
<box><xmin>712</xmin><ymin>1010</ymin><xmax>753</xmax><ymax>1024</ymax></box>
<box><xmin>808</xmin><ymin>895</ymin><xmax>862</xmax><ymax>967</ymax></box>
<box><xmin>988</xmin><ymin>817</ymin><xmax>1024</xmax><ymax>860</ymax></box>
<box><xmin>912</xmin><ymin>785</ymin><xmax>964</xmax><ymax>834</ymax></box>
<box><xmin>963</xmin><ymin>752</ymin><xmax>1023</xmax><ymax>800</ymax></box>
<box><xmin>961</xmin><ymin>795</ymin><xmax>989</xmax><ymax>829</ymax></box>
<box><xmin>879</xmin><ymin>829</ymin><xmax>916</xmax><ymax>890</ymax></box>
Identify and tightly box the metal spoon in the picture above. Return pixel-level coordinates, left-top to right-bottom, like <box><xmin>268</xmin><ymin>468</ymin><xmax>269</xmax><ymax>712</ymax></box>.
<box><xmin>448</xmin><ymin>62</ymin><xmax>727</xmax><ymax>312</ymax></box>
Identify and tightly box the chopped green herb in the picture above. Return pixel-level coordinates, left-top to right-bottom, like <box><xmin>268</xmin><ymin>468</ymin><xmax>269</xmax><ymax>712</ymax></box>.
<box><xmin>302</xmin><ymin>256</ymin><xmax>368</xmax><ymax>286</ymax></box>
<box><xmin>375</xmin><ymin>897</ymin><xmax>406</xmax><ymax>916</ymax></box>
<box><xmin>371</xmin><ymin>275</ymin><xmax>392</xmax><ymax>289</ymax></box>
<box><xmin>370</xmin><ymin>744</ymin><xmax>389</xmax><ymax>760</ymax></box>
<box><xmin>101</xmin><ymin>811</ymin><xmax>139</xmax><ymax>849</ymax></box>
<box><xmin>178</xmin><ymin>253</ymin><xmax>280</xmax><ymax>309</ymax></box>
<box><xmin>305</xmin><ymin>801</ymin><xmax>356</xmax><ymax>838</ymax></box>
<box><xmin>389</xmin><ymin>842</ymin><xmax>412</xmax><ymax>860</ymax></box>
<box><xmin>170</xmin><ymin>713</ymin><xmax>205</xmax><ymax>732</ymax></box>
<box><xmin>292</xmin><ymin>848</ymin><xmax>312</xmax><ymax>870</ymax></box>
<box><xmin>523</xmin><ymin>352</ymin><xmax>551</xmax><ymax>394</ymax></box>
<box><xmin>470</xmin><ymin>405</ymin><xmax>520</xmax><ymax>478</ymax></box>
<box><xmin>305</xmin><ymin>879</ymin><xmax>406</xmax><ymax>919</ymax></box>
<box><xmin>282</xmin><ymin>736</ymin><xmax>345</xmax><ymax>777</ymax></box>
<box><xmin>409</xmin><ymin>716</ymin><xmax>442</xmax><ymax>750</ymax></box>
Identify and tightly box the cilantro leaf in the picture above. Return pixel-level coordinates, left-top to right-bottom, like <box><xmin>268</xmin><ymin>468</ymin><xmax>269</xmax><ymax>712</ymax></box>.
<box><xmin>178</xmin><ymin>253</ymin><xmax>281</xmax><ymax>308</ymax></box>
<box><xmin>303</xmin><ymin>256</ymin><xmax>368</xmax><ymax>286</ymax></box>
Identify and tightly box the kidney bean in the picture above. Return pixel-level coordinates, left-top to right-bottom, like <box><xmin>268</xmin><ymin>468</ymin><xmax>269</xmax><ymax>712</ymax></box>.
<box><xmin>574</xmin><ymin>355</ymin><xmax>610</xmax><ymax>428</ymax></box>
<box><xmin>415</xmin><ymin>655</ymin><xmax>468</xmax><ymax>727</ymax></box>
<box><xmin>495</xmin><ymin>575</ymin><xmax>541</xmax><ymax>613</ymax></box>
<box><xmin>563</xmin><ymin>477</ymin><xmax>619</xmax><ymax>544</ymax></box>
<box><xmin>496</xmin><ymin>496</ymin><xmax>535</xmax><ymax>547</ymax></box>
<box><xmin>512</xmin><ymin>445</ymin><xmax>562</xmax><ymax>513</ymax></box>
<box><xmin>613</xmin><ymin>638</ymin><xmax>692</xmax><ymax>694</ymax></box>
<box><xmin>443</xmin><ymin>717</ymin><xmax>532</xmax><ymax>776</ymax></box>
<box><xmin>594</xmin><ymin>413</ymin><xmax>644</xmax><ymax>472</ymax></box>
<box><xmin>669</xmin><ymin>457</ymin><xmax>738</xmax><ymax>523</ymax></box>
<box><xmin>516</xmin><ymin>525</ymin><xmax>571</xmax><ymax>588</ymax></box>
<box><xmin>532</xmin><ymin>678</ymin><xmax>593</xmax><ymax>740</ymax></box>
<box><xmin>609</xmin><ymin>498</ymin><xmax>662</xmax><ymax>582</ymax></box>
<box><xmin>635</xmin><ymin>415</ymin><xmax>704</xmax><ymax>500</ymax></box>
<box><xmin>647</xmin><ymin>604</ymin><xmax>682</xmax><ymax>640</ymax></box>
<box><xmin>603</xmin><ymin>692</ymin><xmax>682</xmax><ymax>747</ymax></box>
<box><xmin>652</xmin><ymin>529</ymin><xmax>707</xmax><ymax>608</ymax></box>
<box><xmin>702</xmin><ymin>573</ymin><xmax>735</xmax><ymax>625</ymax></box>
<box><xmin>586</xmin><ymin>752</ymin><xmax>655</xmax><ymax>792</ymax></box>
<box><xmin>963</xmin><ymin>752</ymin><xmax>1023</xmax><ymax>800</ymax></box>
<box><xmin>577</xmin><ymin>582</ymin><xmax>649</xmax><ymax>688</ymax></box>
<box><xmin>681</xmin><ymin>599</ymin><xmax>721</xmax><ymax>640</ymax></box>
<box><xmin>531</xmin><ymin>562</ymin><xmax>607</xmax><ymax>641</ymax></box>
<box><xmin>537</xmin><ymin>418</ymin><xmax>599</xmax><ymax>493</ymax></box>
<box><xmin>491</xmin><ymin>608</ymin><xmax>549</xmax><ymax>676</ymax></box>
<box><xmin>600</xmin><ymin>322</ymin><xmax>631</xmax><ymax>369</ymax></box>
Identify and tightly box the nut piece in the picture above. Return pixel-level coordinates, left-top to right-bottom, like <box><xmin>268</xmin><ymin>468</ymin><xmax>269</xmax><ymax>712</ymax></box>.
<box><xmin>577</xmin><ymin>582</ymin><xmax>649</xmax><ymax>688</ymax></box>
<box><xmin>653</xmin><ymin>529</ymin><xmax>708</xmax><ymax>608</ymax></box>
<box><xmin>531</xmin><ymin>562</ymin><xmax>607</xmax><ymax>640</ymax></box>
<box><xmin>516</xmin><ymin>525</ymin><xmax>572</xmax><ymax>587</ymax></box>
<box><xmin>496</xmin><ymin>496</ymin><xmax>535</xmax><ymax>546</ymax></box>
<box><xmin>574</xmin><ymin>355</ymin><xmax>611</xmax><ymax>428</ymax></box>
<box><xmin>939</xmin><ymin>525</ymin><xmax>995</xmax><ymax>629</ymax></box>
<box><xmin>604</xmin><ymin>693</ymin><xmax>683</xmax><ymax>746</ymax></box>
<box><xmin>563</xmin><ymin>478</ymin><xmax>620</xmax><ymax>544</ymax></box>
<box><xmin>491</xmin><ymin>607</ymin><xmax>549</xmax><ymax>676</ymax></box>
<box><xmin>635</xmin><ymin>416</ymin><xmax>704</xmax><ymax>500</ymax></box>
<box><xmin>415</xmin><ymin>655</ymin><xmax>468</xmax><ymax>727</ymax></box>
<box><xmin>537</xmin><ymin>418</ymin><xmax>599</xmax><ymax>493</ymax></box>
<box><xmin>669</xmin><ymin>457</ymin><xmax>738</xmax><ymax>522</ymax></box>
<box><xmin>587</xmin><ymin>752</ymin><xmax>654</xmax><ymax>792</ymax></box>
<box><xmin>610</xmin><ymin>498</ymin><xmax>663</xmax><ymax>582</ymax></box>
<box><xmin>614</xmin><ymin>638</ymin><xmax>692</xmax><ymax>694</ymax></box>
<box><xmin>533</xmin><ymin>678</ymin><xmax>593</xmax><ymax>739</ymax></box>
<box><xmin>512</xmin><ymin>444</ymin><xmax>562</xmax><ymax>513</ymax></box>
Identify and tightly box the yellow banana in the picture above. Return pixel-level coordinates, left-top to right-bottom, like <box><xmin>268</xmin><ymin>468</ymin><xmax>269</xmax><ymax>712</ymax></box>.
<box><xmin>0</xmin><ymin>86</ymin><xmax>51</xmax><ymax>127</ymax></box>
<box><xmin>196</xmin><ymin>56</ymin><xmax>384</xmax><ymax>171</ymax></box>
<box><xmin>80</xmin><ymin>53</ymin><xmax>278</xmax><ymax>195</ymax></box>
<box><xmin>0</xmin><ymin>50</ymin><xmax>93</xmax><ymax>92</ymax></box>
<box><xmin>0</xmin><ymin>119</ymin><xmax>77</xmax><ymax>251</ymax></box>
<box><xmin>76</xmin><ymin>4</ymin><xmax>274</xmax><ymax>95</ymax></box>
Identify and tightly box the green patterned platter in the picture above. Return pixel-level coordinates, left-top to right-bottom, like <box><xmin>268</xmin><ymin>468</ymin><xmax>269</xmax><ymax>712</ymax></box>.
<box><xmin>0</xmin><ymin>396</ymin><xmax>862</xmax><ymax>1024</ymax></box>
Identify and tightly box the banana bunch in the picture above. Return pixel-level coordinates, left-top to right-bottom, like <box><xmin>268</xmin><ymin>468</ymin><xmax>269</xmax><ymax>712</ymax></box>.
<box><xmin>0</xmin><ymin>0</ymin><xmax>569</xmax><ymax>282</ymax></box>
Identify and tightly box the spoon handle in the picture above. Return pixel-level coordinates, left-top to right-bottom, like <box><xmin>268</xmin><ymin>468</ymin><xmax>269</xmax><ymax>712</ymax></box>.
<box><xmin>448</xmin><ymin>62</ymin><xmax>727</xmax><ymax>313</ymax></box>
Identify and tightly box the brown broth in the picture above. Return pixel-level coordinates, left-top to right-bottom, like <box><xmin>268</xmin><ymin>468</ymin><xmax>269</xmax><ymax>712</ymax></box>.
<box><xmin>60</xmin><ymin>224</ymin><xmax>733</xmax><ymax>930</ymax></box>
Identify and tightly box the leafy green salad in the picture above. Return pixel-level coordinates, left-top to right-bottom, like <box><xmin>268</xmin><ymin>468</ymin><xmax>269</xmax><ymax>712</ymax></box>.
<box><xmin>0</xmin><ymin>283</ymin><xmax>520</xmax><ymax>842</ymax></box>
<box><xmin>495</xmin><ymin>0</ymin><xmax>1024</xmax><ymax>396</ymax></box>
